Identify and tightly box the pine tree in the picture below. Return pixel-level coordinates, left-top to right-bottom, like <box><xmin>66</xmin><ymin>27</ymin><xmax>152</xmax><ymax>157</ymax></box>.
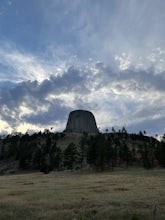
<box><xmin>64</xmin><ymin>143</ymin><xmax>78</xmax><ymax>170</ymax></box>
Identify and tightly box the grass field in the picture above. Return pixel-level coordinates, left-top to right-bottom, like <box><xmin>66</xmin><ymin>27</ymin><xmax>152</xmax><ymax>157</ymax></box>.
<box><xmin>0</xmin><ymin>168</ymin><xmax>164</xmax><ymax>220</ymax></box>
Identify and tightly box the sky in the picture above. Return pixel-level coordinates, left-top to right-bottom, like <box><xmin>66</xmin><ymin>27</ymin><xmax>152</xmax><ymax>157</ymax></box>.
<box><xmin>0</xmin><ymin>0</ymin><xmax>165</xmax><ymax>136</ymax></box>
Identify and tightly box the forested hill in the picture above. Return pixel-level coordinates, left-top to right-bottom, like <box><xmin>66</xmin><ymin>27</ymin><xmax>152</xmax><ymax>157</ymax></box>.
<box><xmin>0</xmin><ymin>130</ymin><xmax>165</xmax><ymax>174</ymax></box>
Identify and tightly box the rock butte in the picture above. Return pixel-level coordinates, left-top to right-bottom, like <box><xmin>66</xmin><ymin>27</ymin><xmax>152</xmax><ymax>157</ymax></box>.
<box><xmin>65</xmin><ymin>110</ymin><xmax>98</xmax><ymax>133</ymax></box>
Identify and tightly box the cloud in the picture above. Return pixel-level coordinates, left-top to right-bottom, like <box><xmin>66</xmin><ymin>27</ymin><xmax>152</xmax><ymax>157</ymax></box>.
<box><xmin>0</xmin><ymin>61</ymin><xmax>164</xmax><ymax>135</ymax></box>
<box><xmin>0</xmin><ymin>42</ymin><xmax>77</xmax><ymax>84</ymax></box>
<box><xmin>1</xmin><ymin>0</ymin><xmax>165</xmax><ymax>66</ymax></box>
<box><xmin>42</xmin><ymin>0</ymin><xmax>165</xmax><ymax>70</ymax></box>
<box><xmin>0</xmin><ymin>45</ymin><xmax>50</xmax><ymax>82</ymax></box>
<box><xmin>0</xmin><ymin>1</ymin><xmax>165</xmax><ymax>135</ymax></box>
<box><xmin>0</xmin><ymin>0</ymin><xmax>13</xmax><ymax>16</ymax></box>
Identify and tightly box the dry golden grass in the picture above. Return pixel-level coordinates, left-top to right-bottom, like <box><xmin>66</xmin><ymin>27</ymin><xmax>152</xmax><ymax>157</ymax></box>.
<box><xmin>0</xmin><ymin>168</ymin><xmax>164</xmax><ymax>220</ymax></box>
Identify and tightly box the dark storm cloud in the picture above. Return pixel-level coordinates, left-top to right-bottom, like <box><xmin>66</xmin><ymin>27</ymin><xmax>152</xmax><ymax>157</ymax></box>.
<box><xmin>22</xmin><ymin>99</ymin><xmax>71</xmax><ymax>125</ymax></box>
<box><xmin>0</xmin><ymin>66</ymin><xmax>91</xmax><ymax>128</ymax></box>
<box><xmin>38</xmin><ymin>66</ymin><xmax>90</xmax><ymax>95</ymax></box>
<box><xmin>0</xmin><ymin>63</ymin><xmax>164</xmax><ymax>135</ymax></box>
<box><xmin>118</xmin><ymin>69</ymin><xmax>165</xmax><ymax>92</ymax></box>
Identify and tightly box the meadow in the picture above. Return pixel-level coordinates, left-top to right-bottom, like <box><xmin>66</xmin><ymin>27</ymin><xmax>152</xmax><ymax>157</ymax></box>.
<box><xmin>0</xmin><ymin>168</ymin><xmax>164</xmax><ymax>220</ymax></box>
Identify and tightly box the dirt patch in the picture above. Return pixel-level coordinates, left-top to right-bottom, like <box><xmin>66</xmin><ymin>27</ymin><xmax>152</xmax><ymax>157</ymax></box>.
<box><xmin>114</xmin><ymin>187</ymin><xmax>129</xmax><ymax>191</ymax></box>
<box><xmin>8</xmin><ymin>191</ymin><xmax>25</xmax><ymax>196</ymax></box>
<box><xmin>23</xmin><ymin>182</ymin><xmax>34</xmax><ymax>185</ymax></box>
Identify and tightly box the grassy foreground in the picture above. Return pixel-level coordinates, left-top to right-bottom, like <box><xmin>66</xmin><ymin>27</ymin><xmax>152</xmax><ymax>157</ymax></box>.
<box><xmin>0</xmin><ymin>169</ymin><xmax>164</xmax><ymax>220</ymax></box>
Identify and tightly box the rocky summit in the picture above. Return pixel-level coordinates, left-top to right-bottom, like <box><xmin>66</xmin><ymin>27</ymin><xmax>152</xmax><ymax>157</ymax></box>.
<box><xmin>65</xmin><ymin>110</ymin><xmax>98</xmax><ymax>133</ymax></box>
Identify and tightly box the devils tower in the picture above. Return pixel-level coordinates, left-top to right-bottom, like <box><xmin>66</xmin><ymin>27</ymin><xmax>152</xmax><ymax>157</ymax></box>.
<box><xmin>65</xmin><ymin>110</ymin><xmax>98</xmax><ymax>133</ymax></box>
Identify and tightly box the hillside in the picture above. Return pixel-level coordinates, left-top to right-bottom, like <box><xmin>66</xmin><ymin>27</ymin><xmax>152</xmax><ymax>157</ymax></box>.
<box><xmin>0</xmin><ymin>131</ymin><xmax>164</xmax><ymax>174</ymax></box>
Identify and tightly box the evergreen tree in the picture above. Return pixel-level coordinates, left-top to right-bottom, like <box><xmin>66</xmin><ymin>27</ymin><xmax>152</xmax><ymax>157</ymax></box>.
<box><xmin>139</xmin><ymin>143</ymin><xmax>153</xmax><ymax>169</ymax></box>
<box><xmin>64</xmin><ymin>143</ymin><xmax>78</xmax><ymax>170</ymax></box>
<box><xmin>87</xmin><ymin>134</ymin><xmax>108</xmax><ymax>171</ymax></box>
<box><xmin>49</xmin><ymin>143</ymin><xmax>62</xmax><ymax>170</ymax></box>
<box><xmin>156</xmin><ymin>135</ymin><xmax>165</xmax><ymax>167</ymax></box>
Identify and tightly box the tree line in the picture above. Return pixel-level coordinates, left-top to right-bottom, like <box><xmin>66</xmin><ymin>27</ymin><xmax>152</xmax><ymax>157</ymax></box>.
<box><xmin>0</xmin><ymin>129</ymin><xmax>165</xmax><ymax>173</ymax></box>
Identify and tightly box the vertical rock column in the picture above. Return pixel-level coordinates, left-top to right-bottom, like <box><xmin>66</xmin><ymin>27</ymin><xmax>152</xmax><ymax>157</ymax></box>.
<box><xmin>65</xmin><ymin>110</ymin><xmax>98</xmax><ymax>133</ymax></box>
